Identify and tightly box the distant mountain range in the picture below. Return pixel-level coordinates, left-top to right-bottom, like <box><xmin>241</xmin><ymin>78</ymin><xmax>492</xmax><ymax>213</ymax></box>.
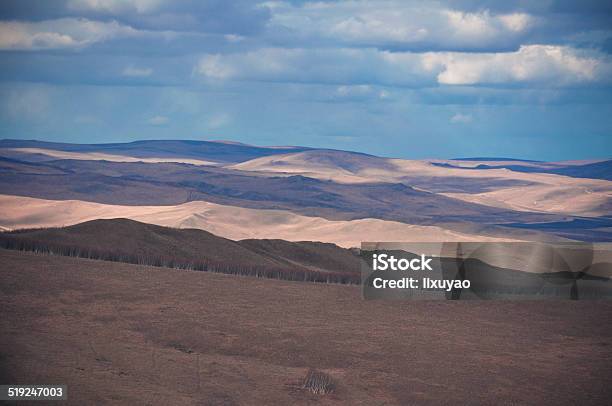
<box><xmin>0</xmin><ymin>139</ymin><xmax>312</xmax><ymax>164</ymax></box>
<box><xmin>0</xmin><ymin>138</ymin><xmax>610</xmax><ymax>243</ymax></box>
<box><xmin>437</xmin><ymin>160</ymin><xmax>612</xmax><ymax>181</ymax></box>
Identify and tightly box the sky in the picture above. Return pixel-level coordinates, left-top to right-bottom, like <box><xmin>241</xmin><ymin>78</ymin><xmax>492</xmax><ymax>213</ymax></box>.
<box><xmin>0</xmin><ymin>0</ymin><xmax>611</xmax><ymax>160</ymax></box>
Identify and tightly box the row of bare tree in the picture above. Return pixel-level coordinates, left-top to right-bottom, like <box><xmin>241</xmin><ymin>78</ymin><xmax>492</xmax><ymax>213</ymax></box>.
<box><xmin>0</xmin><ymin>235</ymin><xmax>360</xmax><ymax>285</ymax></box>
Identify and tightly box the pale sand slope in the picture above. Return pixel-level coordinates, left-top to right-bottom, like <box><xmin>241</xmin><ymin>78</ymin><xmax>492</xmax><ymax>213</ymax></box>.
<box><xmin>442</xmin><ymin>185</ymin><xmax>611</xmax><ymax>217</ymax></box>
<box><xmin>4</xmin><ymin>147</ymin><xmax>608</xmax><ymax>217</ymax></box>
<box><xmin>0</xmin><ymin>148</ymin><xmax>219</xmax><ymax>166</ymax></box>
<box><xmin>0</xmin><ymin>195</ymin><xmax>517</xmax><ymax>248</ymax></box>
<box><xmin>231</xmin><ymin>152</ymin><xmax>612</xmax><ymax>217</ymax></box>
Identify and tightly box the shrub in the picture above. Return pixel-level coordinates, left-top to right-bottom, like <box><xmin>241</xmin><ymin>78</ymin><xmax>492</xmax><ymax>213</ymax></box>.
<box><xmin>302</xmin><ymin>369</ymin><xmax>335</xmax><ymax>395</ymax></box>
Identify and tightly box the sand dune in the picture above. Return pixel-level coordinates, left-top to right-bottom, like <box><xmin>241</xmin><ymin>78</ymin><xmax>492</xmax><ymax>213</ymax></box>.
<box><xmin>4</xmin><ymin>145</ymin><xmax>609</xmax><ymax>218</ymax></box>
<box><xmin>3</xmin><ymin>144</ymin><xmax>609</xmax><ymax>219</ymax></box>
<box><xmin>229</xmin><ymin>150</ymin><xmax>383</xmax><ymax>183</ymax></box>
<box><xmin>0</xmin><ymin>147</ymin><xmax>219</xmax><ymax>166</ymax></box>
<box><xmin>233</xmin><ymin>150</ymin><xmax>609</xmax><ymax>187</ymax></box>
<box><xmin>229</xmin><ymin>152</ymin><xmax>459</xmax><ymax>182</ymax></box>
<box><xmin>231</xmin><ymin>151</ymin><xmax>612</xmax><ymax>217</ymax></box>
<box><xmin>443</xmin><ymin>185</ymin><xmax>612</xmax><ymax>217</ymax></box>
<box><xmin>0</xmin><ymin>195</ymin><xmax>517</xmax><ymax>247</ymax></box>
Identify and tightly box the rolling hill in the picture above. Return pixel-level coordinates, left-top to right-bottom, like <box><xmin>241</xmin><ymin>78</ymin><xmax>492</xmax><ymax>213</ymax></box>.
<box><xmin>0</xmin><ymin>139</ymin><xmax>610</xmax><ymax>243</ymax></box>
<box><xmin>0</xmin><ymin>157</ymin><xmax>561</xmax><ymax>224</ymax></box>
<box><xmin>0</xmin><ymin>195</ymin><xmax>519</xmax><ymax>248</ymax></box>
<box><xmin>0</xmin><ymin>219</ymin><xmax>361</xmax><ymax>280</ymax></box>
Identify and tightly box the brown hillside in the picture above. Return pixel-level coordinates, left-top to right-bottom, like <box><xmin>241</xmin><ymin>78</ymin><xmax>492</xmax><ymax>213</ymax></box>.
<box><xmin>1</xmin><ymin>219</ymin><xmax>360</xmax><ymax>282</ymax></box>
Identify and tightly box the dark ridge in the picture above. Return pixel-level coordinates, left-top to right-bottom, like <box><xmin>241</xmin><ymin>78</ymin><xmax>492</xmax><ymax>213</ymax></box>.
<box><xmin>0</xmin><ymin>219</ymin><xmax>360</xmax><ymax>284</ymax></box>
<box><xmin>451</xmin><ymin>157</ymin><xmax>543</xmax><ymax>162</ymax></box>
<box><xmin>0</xmin><ymin>139</ymin><xmax>312</xmax><ymax>164</ymax></box>
<box><xmin>436</xmin><ymin>159</ymin><xmax>612</xmax><ymax>181</ymax></box>
<box><xmin>551</xmin><ymin>160</ymin><xmax>612</xmax><ymax>181</ymax></box>
<box><xmin>0</xmin><ymin>156</ymin><xmax>69</xmax><ymax>175</ymax></box>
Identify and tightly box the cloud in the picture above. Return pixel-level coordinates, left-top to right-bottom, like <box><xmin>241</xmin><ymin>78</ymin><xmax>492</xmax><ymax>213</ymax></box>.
<box><xmin>148</xmin><ymin>115</ymin><xmax>168</xmax><ymax>125</ymax></box>
<box><xmin>498</xmin><ymin>13</ymin><xmax>532</xmax><ymax>32</ymax></box>
<box><xmin>0</xmin><ymin>18</ymin><xmax>139</xmax><ymax>50</ymax></box>
<box><xmin>0</xmin><ymin>1</ymin><xmax>609</xmax><ymax>52</ymax></box>
<box><xmin>224</xmin><ymin>34</ymin><xmax>245</xmax><ymax>43</ymax></box>
<box><xmin>195</xmin><ymin>45</ymin><xmax>612</xmax><ymax>87</ymax></box>
<box><xmin>122</xmin><ymin>65</ymin><xmax>153</xmax><ymax>77</ymax></box>
<box><xmin>67</xmin><ymin>0</ymin><xmax>164</xmax><ymax>14</ymax></box>
<box><xmin>333</xmin><ymin>85</ymin><xmax>390</xmax><ymax>101</ymax></box>
<box><xmin>195</xmin><ymin>54</ymin><xmax>237</xmax><ymax>79</ymax></box>
<box><xmin>262</xmin><ymin>2</ymin><xmax>535</xmax><ymax>51</ymax></box>
<box><xmin>450</xmin><ymin>113</ymin><xmax>472</xmax><ymax>123</ymax></box>
<box><xmin>64</xmin><ymin>0</ymin><xmax>271</xmax><ymax>35</ymax></box>
<box><xmin>426</xmin><ymin>45</ymin><xmax>608</xmax><ymax>86</ymax></box>
<box><xmin>336</xmin><ymin>85</ymin><xmax>373</xmax><ymax>97</ymax></box>
<box><xmin>195</xmin><ymin>48</ymin><xmax>433</xmax><ymax>86</ymax></box>
<box><xmin>0</xmin><ymin>1</ymin><xmax>610</xmax><ymax>161</ymax></box>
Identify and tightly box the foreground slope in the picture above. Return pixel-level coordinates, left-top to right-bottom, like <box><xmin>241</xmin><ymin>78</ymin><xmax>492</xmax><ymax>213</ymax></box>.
<box><xmin>1</xmin><ymin>249</ymin><xmax>611</xmax><ymax>405</ymax></box>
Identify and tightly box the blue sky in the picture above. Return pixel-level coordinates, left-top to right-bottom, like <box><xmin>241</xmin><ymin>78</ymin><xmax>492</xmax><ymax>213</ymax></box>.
<box><xmin>0</xmin><ymin>0</ymin><xmax>611</xmax><ymax>160</ymax></box>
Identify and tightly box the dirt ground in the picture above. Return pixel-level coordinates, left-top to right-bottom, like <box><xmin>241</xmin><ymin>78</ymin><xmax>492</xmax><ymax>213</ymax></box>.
<box><xmin>1</xmin><ymin>248</ymin><xmax>611</xmax><ymax>405</ymax></box>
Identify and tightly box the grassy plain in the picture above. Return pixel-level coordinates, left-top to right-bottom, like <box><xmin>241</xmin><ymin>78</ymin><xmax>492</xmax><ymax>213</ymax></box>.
<box><xmin>1</xmin><ymin>249</ymin><xmax>611</xmax><ymax>405</ymax></box>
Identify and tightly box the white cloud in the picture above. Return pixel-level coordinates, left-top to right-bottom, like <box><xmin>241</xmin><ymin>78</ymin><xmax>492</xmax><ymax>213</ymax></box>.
<box><xmin>122</xmin><ymin>65</ymin><xmax>153</xmax><ymax>77</ymax></box>
<box><xmin>0</xmin><ymin>18</ymin><xmax>139</xmax><ymax>50</ymax></box>
<box><xmin>224</xmin><ymin>34</ymin><xmax>245</xmax><ymax>43</ymax></box>
<box><xmin>333</xmin><ymin>85</ymin><xmax>390</xmax><ymax>101</ymax></box>
<box><xmin>195</xmin><ymin>54</ymin><xmax>238</xmax><ymax>79</ymax></box>
<box><xmin>450</xmin><ymin>113</ymin><xmax>472</xmax><ymax>124</ymax></box>
<box><xmin>67</xmin><ymin>0</ymin><xmax>164</xmax><ymax>14</ymax></box>
<box><xmin>148</xmin><ymin>115</ymin><xmax>169</xmax><ymax>125</ymax></box>
<box><xmin>443</xmin><ymin>10</ymin><xmax>496</xmax><ymax>40</ymax></box>
<box><xmin>195</xmin><ymin>45</ymin><xmax>611</xmax><ymax>88</ymax></box>
<box><xmin>195</xmin><ymin>48</ymin><xmax>431</xmax><ymax>86</ymax></box>
<box><xmin>336</xmin><ymin>84</ymin><xmax>372</xmax><ymax>96</ymax></box>
<box><xmin>428</xmin><ymin>45</ymin><xmax>606</xmax><ymax>86</ymax></box>
<box><xmin>263</xmin><ymin>2</ymin><xmax>535</xmax><ymax>51</ymax></box>
<box><xmin>498</xmin><ymin>13</ymin><xmax>532</xmax><ymax>32</ymax></box>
